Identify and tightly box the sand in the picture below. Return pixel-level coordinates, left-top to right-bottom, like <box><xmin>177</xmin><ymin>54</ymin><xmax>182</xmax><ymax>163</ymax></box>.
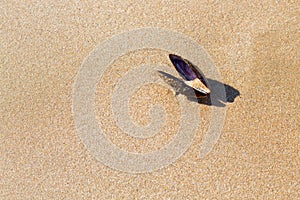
<box><xmin>1</xmin><ymin>0</ymin><xmax>299</xmax><ymax>199</ymax></box>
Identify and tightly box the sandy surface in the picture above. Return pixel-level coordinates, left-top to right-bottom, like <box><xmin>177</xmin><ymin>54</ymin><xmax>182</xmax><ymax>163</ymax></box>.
<box><xmin>1</xmin><ymin>0</ymin><xmax>299</xmax><ymax>199</ymax></box>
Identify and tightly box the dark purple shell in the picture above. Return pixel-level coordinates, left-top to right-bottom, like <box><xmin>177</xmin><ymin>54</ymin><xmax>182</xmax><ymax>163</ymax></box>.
<box><xmin>169</xmin><ymin>54</ymin><xmax>209</xmax><ymax>87</ymax></box>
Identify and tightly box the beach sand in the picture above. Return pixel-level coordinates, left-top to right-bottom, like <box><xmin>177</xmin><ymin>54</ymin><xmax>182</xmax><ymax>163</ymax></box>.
<box><xmin>1</xmin><ymin>1</ymin><xmax>299</xmax><ymax>199</ymax></box>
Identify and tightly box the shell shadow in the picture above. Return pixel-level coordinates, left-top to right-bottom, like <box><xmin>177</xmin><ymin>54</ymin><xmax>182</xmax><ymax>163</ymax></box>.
<box><xmin>157</xmin><ymin>71</ymin><xmax>240</xmax><ymax>107</ymax></box>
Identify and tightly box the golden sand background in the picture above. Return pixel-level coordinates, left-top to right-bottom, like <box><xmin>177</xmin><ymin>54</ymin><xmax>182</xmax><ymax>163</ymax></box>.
<box><xmin>1</xmin><ymin>0</ymin><xmax>299</xmax><ymax>199</ymax></box>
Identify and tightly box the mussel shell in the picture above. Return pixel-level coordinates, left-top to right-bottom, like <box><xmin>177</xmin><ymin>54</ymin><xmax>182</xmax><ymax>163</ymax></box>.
<box><xmin>169</xmin><ymin>54</ymin><xmax>209</xmax><ymax>88</ymax></box>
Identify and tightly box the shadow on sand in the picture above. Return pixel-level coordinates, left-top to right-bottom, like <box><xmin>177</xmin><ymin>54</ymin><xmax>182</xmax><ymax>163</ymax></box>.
<box><xmin>158</xmin><ymin>71</ymin><xmax>240</xmax><ymax>107</ymax></box>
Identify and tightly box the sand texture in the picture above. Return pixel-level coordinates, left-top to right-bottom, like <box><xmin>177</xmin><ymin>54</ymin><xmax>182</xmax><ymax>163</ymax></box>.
<box><xmin>1</xmin><ymin>0</ymin><xmax>299</xmax><ymax>199</ymax></box>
